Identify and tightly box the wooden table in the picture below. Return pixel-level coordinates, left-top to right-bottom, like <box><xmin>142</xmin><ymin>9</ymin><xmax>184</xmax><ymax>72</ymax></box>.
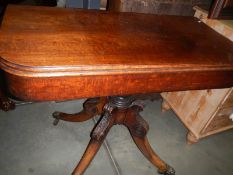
<box><xmin>0</xmin><ymin>5</ymin><xmax>233</xmax><ymax>175</ymax></box>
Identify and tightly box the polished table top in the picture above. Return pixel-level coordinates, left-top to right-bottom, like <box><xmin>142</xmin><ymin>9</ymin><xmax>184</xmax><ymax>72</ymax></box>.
<box><xmin>0</xmin><ymin>5</ymin><xmax>233</xmax><ymax>101</ymax></box>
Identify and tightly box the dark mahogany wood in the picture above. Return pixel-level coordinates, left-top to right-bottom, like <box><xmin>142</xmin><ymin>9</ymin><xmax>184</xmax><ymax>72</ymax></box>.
<box><xmin>0</xmin><ymin>5</ymin><xmax>233</xmax><ymax>175</ymax></box>
<box><xmin>52</xmin><ymin>97</ymin><xmax>107</xmax><ymax>125</ymax></box>
<box><xmin>209</xmin><ymin>0</ymin><xmax>233</xmax><ymax>19</ymax></box>
<box><xmin>70</xmin><ymin>97</ymin><xmax>174</xmax><ymax>175</ymax></box>
<box><xmin>0</xmin><ymin>5</ymin><xmax>233</xmax><ymax>101</ymax></box>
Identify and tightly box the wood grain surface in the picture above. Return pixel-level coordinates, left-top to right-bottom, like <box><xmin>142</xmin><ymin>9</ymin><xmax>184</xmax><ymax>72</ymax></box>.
<box><xmin>0</xmin><ymin>5</ymin><xmax>233</xmax><ymax>101</ymax></box>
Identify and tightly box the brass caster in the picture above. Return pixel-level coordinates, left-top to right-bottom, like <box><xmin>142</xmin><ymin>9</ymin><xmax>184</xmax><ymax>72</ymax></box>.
<box><xmin>158</xmin><ymin>165</ymin><xmax>175</xmax><ymax>175</ymax></box>
<box><xmin>0</xmin><ymin>100</ymin><xmax>15</xmax><ymax>111</ymax></box>
<box><xmin>52</xmin><ymin>112</ymin><xmax>61</xmax><ymax>126</ymax></box>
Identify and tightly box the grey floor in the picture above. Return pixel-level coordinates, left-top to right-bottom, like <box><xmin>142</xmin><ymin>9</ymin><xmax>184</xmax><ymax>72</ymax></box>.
<box><xmin>0</xmin><ymin>99</ymin><xmax>232</xmax><ymax>175</ymax></box>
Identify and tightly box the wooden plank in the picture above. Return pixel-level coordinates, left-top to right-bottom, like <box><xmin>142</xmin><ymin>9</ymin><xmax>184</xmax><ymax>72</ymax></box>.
<box><xmin>221</xmin><ymin>89</ymin><xmax>233</xmax><ymax>108</ymax></box>
<box><xmin>202</xmin><ymin>106</ymin><xmax>233</xmax><ymax>134</ymax></box>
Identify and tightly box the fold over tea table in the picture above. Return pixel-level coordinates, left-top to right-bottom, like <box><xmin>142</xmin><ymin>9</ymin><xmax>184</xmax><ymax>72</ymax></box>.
<box><xmin>0</xmin><ymin>5</ymin><xmax>233</xmax><ymax>175</ymax></box>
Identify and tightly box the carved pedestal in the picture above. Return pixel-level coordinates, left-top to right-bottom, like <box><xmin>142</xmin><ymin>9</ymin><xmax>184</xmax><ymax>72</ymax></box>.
<box><xmin>52</xmin><ymin>96</ymin><xmax>175</xmax><ymax>175</ymax></box>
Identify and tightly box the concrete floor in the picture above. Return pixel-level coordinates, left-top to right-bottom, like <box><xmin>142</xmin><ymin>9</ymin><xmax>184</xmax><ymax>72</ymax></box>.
<box><xmin>0</xmin><ymin>99</ymin><xmax>232</xmax><ymax>175</ymax></box>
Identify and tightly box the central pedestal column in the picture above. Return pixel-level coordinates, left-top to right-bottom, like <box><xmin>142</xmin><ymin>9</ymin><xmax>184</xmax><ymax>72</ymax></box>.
<box><xmin>53</xmin><ymin>96</ymin><xmax>175</xmax><ymax>175</ymax></box>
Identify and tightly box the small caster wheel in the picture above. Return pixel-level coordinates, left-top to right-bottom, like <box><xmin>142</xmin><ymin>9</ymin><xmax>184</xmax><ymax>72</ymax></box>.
<box><xmin>158</xmin><ymin>165</ymin><xmax>175</xmax><ymax>175</ymax></box>
<box><xmin>52</xmin><ymin>112</ymin><xmax>61</xmax><ymax>126</ymax></box>
<box><xmin>1</xmin><ymin>100</ymin><xmax>15</xmax><ymax>111</ymax></box>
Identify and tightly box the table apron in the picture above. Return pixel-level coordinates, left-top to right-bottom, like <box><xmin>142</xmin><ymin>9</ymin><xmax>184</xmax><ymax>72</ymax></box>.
<box><xmin>4</xmin><ymin>70</ymin><xmax>233</xmax><ymax>101</ymax></box>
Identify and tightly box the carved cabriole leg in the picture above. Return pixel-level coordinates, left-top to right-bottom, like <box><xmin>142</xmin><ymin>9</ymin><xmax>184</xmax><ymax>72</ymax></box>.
<box><xmin>125</xmin><ymin>106</ymin><xmax>175</xmax><ymax>175</ymax></box>
<box><xmin>52</xmin><ymin>97</ymin><xmax>107</xmax><ymax>125</ymax></box>
<box><xmin>0</xmin><ymin>88</ymin><xmax>15</xmax><ymax>111</ymax></box>
<box><xmin>54</xmin><ymin>96</ymin><xmax>175</xmax><ymax>175</ymax></box>
<box><xmin>72</xmin><ymin>140</ymin><xmax>103</xmax><ymax>175</ymax></box>
<box><xmin>72</xmin><ymin>111</ymin><xmax>115</xmax><ymax>175</ymax></box>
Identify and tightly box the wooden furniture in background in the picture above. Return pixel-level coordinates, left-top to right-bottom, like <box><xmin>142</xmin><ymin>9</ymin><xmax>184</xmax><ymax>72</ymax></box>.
<box><xmin>161</xmin><ymin>89</ymin><xmax>233</xmax><ymax>144</ymax></box>
<box><xmin>107</xmin><ymin>0</ymin><xmax>212</xmax><ymax>16</ymax></box>
<box><xmin>194</xmin><ymin>5</ymin><xmax>233</xmax><ymax>41</ymax></box>
<box><xmin>209</xmin><ymin>0</ymin><xmax>233</xmax><ymax>19</ymax></box>
<box><xmin>0</xmin><ymin>5</ymin><xmax>233</xmax><ymax>175</ymax></box>
<box><xmin>161</xmin><ymin>6</ymin><xmax>233</xmax><ymax>144</ymax></box>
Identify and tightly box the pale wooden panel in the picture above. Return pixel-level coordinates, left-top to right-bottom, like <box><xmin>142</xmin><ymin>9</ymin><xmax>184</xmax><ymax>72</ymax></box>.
<box><xmin>194</xmin><ymin>5</ymin><xmax>233</xmax><ymax>41</ymax></box>
<box><xmin>202</xmin><ymin>106</ymin><xmax>233</xmax><ymax>134</ymax></box>
<box><xmin>222</xmin><ymin>90</ymin><xmax>233</xmax><ymax>108</ymax></box>
<box><xmin>161</xmin><ymin>89</ymin><xmax>230</xmax><ymax>137</ymax></box>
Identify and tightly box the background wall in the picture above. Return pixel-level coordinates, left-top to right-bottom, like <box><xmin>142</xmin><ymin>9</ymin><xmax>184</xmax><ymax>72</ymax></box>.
<box><xmin>108</xmin><ymin>0</ymin><xmax>212</xmax><ymax>16</ymax></box>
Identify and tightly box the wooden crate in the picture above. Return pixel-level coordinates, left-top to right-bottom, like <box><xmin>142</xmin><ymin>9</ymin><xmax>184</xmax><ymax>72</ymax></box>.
<box><xmin>161</xmin><ymin>89</ymin><xmax>233</xmax><ymax>144</ymax></box>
